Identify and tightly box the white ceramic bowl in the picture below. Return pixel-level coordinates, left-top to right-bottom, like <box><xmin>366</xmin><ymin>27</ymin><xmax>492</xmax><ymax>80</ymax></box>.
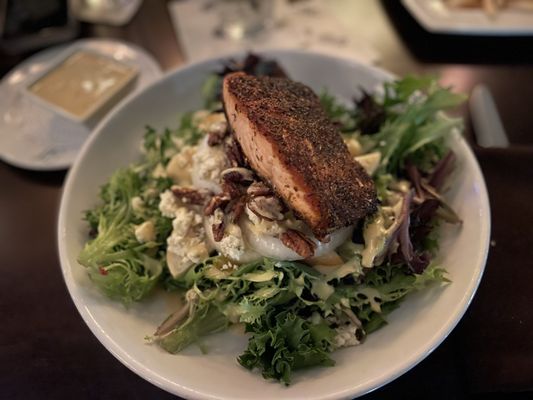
<box><xmin>58</xmin><ymin>50</ymin><xmax>490</xmax><ymax>400</ymax></box>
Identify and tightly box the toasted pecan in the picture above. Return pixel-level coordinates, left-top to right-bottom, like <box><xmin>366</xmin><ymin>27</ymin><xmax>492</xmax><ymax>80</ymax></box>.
<box><xmin>171</xmin><ymin>186</ymin><xmax>208</xmax><ymax>205</ymax></box>
<box><xmin>280</xmin><ymin>229</ymin><xmax>316</xmax><ymax>258</ymax></box>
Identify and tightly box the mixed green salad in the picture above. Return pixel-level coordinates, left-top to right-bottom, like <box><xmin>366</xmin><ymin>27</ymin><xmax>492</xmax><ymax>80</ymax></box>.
<box><xmin>79</xmin><ymin>55</ymin><xmax>465</xmax><ymax>385</ymax></box>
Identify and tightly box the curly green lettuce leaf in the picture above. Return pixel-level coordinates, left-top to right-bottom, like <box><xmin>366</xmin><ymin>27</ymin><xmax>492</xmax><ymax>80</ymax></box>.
<box><xmin>239</xmin><ymin>308</ymin><xmax>335</xmax><ymax>385</ymax></box>
<box><xmin>80</xmin><ymin>117</ymin><xmax>207</xmax><ymax>303</ymax></box>
<box><xmin>361</xmin><ymin>76</ymin><xmax>466</xmax><ymax>174</ymax></box>
<box><xmin>79</xmin><ymin>168</ymin><xmax>164</xmax><ymax>303</ymax></box>
<box><xmin>142</xmin><ymin>115</ymin><xmax>202</xmax><ymax>169</ymax></box>
<box><xmin>350</xmin><ymin>263</ymin><xmax>449</xmax><ymax>332</ymax></box>
<box><xmin>159</xmin><ymin>255</ymin><xmax>448</xmax><ymax>384</ymax></box>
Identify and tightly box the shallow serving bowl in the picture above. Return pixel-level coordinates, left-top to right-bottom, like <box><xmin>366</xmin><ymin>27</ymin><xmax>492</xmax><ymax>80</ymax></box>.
<box><xmin>58</xmin><ymin>50</ymin><xmax>490</xmax><ymax>400</ymax></box>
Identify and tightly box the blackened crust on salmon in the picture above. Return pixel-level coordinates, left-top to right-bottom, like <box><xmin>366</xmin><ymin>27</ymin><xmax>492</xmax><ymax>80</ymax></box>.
<box><xmin>222</xmin><ymin>72</ymin><xmax>377</xmax><ymax>238</ymax></box>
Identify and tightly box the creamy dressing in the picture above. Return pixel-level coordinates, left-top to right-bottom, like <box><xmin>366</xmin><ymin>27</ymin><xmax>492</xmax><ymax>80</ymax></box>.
<box><xmin>29</xmin><ymin>51</ymin><xmax>137</xmax><ymax>119</ymax></box>
<box><xmin>311</xmin><ymin>280</ymin><xmax>335</xmax><ymax>300</ymax></box>
<box><xmin>357</xmin><ymin>287</ymin><xmax>383</xmax><ymax>313</ymax></box>
<box><xmin>361</xmin><ymin>192</ymin><xmax>404</xmax><ymax>268</ymax></box>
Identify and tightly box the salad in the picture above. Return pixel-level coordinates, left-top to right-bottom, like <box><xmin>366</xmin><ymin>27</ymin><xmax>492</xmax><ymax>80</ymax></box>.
<box><xmin>79</xmin><ymin>55</ymin><xmax>465</xmax><ymax>385</ymax></box>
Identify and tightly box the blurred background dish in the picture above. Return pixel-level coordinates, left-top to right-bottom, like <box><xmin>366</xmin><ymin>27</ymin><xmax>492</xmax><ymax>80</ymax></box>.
<box><xmin>0</xmin><ymin>38</ymin><xmax>161</xmax><ymax>170</ymax></box>
<box><xmin>402</xmin><ymin>0</ymin><xmax>533</xmax><ymax>35</ymax></box>
<box><xmin>168</xmin><ymin>0</ymin><xmax>380</xmax><ymax>65</ymax></box>
<box><xmin>0</xmin><ymin>0</ymin><xmax>79</xmax><ymax>55</ymax></box>
<box><xmin>69</xmin><ymin>0</ymin><xmax>143</xmax><ymax>26</ymax></box>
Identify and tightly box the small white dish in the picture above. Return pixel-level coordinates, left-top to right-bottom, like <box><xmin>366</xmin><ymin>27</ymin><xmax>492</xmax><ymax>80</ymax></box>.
<box><xmin>0</xmin><ymin>39</ymin><xmax>161</xmax><ymax>171</ymax></box>
<box><xmin>402</xmin><ymin>0</ymin><xmax>533</xmax><ymax>35</ymax></box>
<box><xmin>58</xmin><ymin>50</ymin><xmax>490</xmax><ymax>399</ymax></box>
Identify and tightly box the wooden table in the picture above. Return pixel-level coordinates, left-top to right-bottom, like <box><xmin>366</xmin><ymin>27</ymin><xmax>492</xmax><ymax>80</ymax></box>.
<box><xmin>2</xmin><ymin>1</ymin><xmax>533</xmax><ymax>398</ymax></box>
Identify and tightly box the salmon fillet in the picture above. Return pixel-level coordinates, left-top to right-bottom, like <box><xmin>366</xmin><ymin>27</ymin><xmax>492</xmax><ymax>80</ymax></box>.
<box><xmin>222</xmin><ymin>72</ymin><xmax>377</xmax><ymax>238</ymax></box>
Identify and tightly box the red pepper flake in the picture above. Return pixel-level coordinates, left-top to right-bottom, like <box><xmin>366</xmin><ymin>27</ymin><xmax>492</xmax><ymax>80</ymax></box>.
<box><xmin>99</xmin><ymin>267</ymin><xmax>108</xmax><ymax>276</ymax></box>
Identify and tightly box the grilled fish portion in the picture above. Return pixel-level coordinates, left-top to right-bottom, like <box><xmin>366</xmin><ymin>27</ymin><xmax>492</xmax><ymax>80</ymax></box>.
<box><xmin>222</xmin><ymin>72</ymin><xmax>377</xmax><ymax>238</ymax></box>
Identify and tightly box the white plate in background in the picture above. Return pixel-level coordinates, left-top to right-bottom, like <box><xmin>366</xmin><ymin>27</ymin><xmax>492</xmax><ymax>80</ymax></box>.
<box><xmin>58</xmin><ymin>50</ymin><xmax>490</xmax><ymax>399</ymax></box>
<box><xmin>0</xmin><ymin>39</ymin><xmax>161</xmax><ymax>170</ymax></box>
<box><xmin>402</xmin><ymin>0</ymin><xmax>533</xmax><ymax>35</ymax></box>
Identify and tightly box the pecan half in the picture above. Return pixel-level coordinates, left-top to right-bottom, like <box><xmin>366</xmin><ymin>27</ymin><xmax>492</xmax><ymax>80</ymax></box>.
<box><xmin>171</xmin><ymin>186</ymin><xmax>208</xmax><ymax>205</ymax></box>
<box><xmin>221</xmin><ymin>167</ymin><xmax>254</xmax><ymax>183</ymax></box>
<box><xmin>225</xmin><ymin>137</ymin><xmax>245</xmax><ymax>167</ymax></box>
<box><xmin>226</xmin><ymin>197</ymin><xmax>246</xmax><ymax>223</ymax></box>
<box><xmin>221</xmin><ymin>181</ymin><xmax>241</xmax><ymax>199</ymax></box>
<box><xmin>246</xmin><ymin>181</ymin><xmax>272</xmax><ymax>197</ymax></box>
<box><xmin>280</xmin><ymin>229</ymin><xmax>316</xmax><ymax>259</ymax></box>
<box><xmin>204</xmin><ymin>194</ymin><xmax>230</xmax><ymax>216</ymax></box>
<box><xmin>247</xmin><ymin>195</ymin><xmax>284</xmax><ymax>221</ymax></box>
<box><xmin>212</xmin><ymin>209</ymin><xmax>226</xmax><ymax>242</ymax></box>
<box><xmin>212</xmin><ymin>221</ymin><xmax>225</xmax><ymax>242</ymax></box>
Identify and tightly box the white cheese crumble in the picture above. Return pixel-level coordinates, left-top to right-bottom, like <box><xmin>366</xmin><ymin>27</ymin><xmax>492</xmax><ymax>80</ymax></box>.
<box><xmin>166</xmin><ymin>145</ymin><xmax>196</xmax><ymax>184</ymax></box>
<box><xmin>131</xmin><ymin>196</ymin><xmax>144</xmax><ymax>213</ymax></box>
<box><xmin>221</xmin><ymin>262</ymin><xmax>238</xmax><ymax>271</ymax></box>
<box><xmin>192</xmin><ymin>138</ymin><xmax>227</xmax><ymax>184</ymax></box>
<box><xmin>218</xmin><ymin>223</ymin><xmax>246</xmax><ymax>261</ymax></box>
<box><xmin>166</xmin><ymin>207</ymin><xmax>208</xmax><ymax>277</ymax></box>
<box><xmin>333</xmin><ymin>323</ymin><xmax>361</xmax><ymax>348</ymax></box>
<box><xmin>134</xmin><ymin>221</ymin><xmax>156</xmax><ymax>243</ymax></box>
<box><xmin>158</xmin><ymin>190</ymin><xmax>180</xmax><ymax>218</ymax></box>
<box><xmin>172</xmin><ymin>136</ymin><xmax>185</xmax><ymax>149</ymax></box>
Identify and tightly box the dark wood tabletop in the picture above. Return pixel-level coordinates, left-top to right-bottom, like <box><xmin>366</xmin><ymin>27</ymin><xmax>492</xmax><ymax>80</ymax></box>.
<box><xmin>2</xmin><ymin>1</ymin><xmax>533</xmax><ymax>399</ymax></box>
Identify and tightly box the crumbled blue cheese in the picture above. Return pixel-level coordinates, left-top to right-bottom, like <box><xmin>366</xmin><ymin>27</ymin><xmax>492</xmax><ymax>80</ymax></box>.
<box><xmin>166</xmin><ymin>207</ymin><xmax>208</xmax><ymax>277</ymax></box>
<box><xmin>191</xmin><ymin>137</ymin><xmax>228</xmax><ymax>193</ymax></box>
<box><xmin>131</xmin><ymin>196</ymin><xmax>144</xmax><ymax>213</ymax></box>
<box><xmin>143</xmin><ymin>187</ymin><xmax>159</xmax><ymax>199</ymax></box>
<box><xmin>168</xmin><ymin>208</ymin><xmax>201</xmax><ymax>239</ymax></box>
<box><xmin>159</xmin><ymin>190</ymin><xmax>180</xmax><ymax>218</ymax></box>
<box><xmin>221</xmin><ymin>261</ymin><xmax>238</xmax><ymax>271</ymax></box>
<box><xmin>193</xmin><ymin>143</ymin><xmax>227</xmax><ymax>181</ymax></box>
<box><xmin>333</xmin><ymin>323</ymin><xmax>361</xmax><ymax>348</ymax></box>
<box><xmin>166</xmin><ymin>145</ymin><xmax>196</xmax><ymax>184</ymax></box>
<box><xmin>218</xmin><ymin>223</ymin><xmax>246</xmax><ymax>261</ymax></box>
<box><xmin>134</xmin><ymin>220</ymin><xmax>155</xmax><ymax>243</ymax></box>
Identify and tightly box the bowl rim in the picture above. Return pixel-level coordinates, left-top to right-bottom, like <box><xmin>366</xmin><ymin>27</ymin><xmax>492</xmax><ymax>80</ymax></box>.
<box><xmin>57</xmin><ymin>49</ymin><xmax>491</xmax><ymax>400</ymax></box>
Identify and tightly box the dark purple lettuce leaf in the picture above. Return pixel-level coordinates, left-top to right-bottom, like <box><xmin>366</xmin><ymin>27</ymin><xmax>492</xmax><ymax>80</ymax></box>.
<box><xmin>354</xmin><ymin>90</ymin><xmax>386</xmax><ymax>135</ymax></box>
